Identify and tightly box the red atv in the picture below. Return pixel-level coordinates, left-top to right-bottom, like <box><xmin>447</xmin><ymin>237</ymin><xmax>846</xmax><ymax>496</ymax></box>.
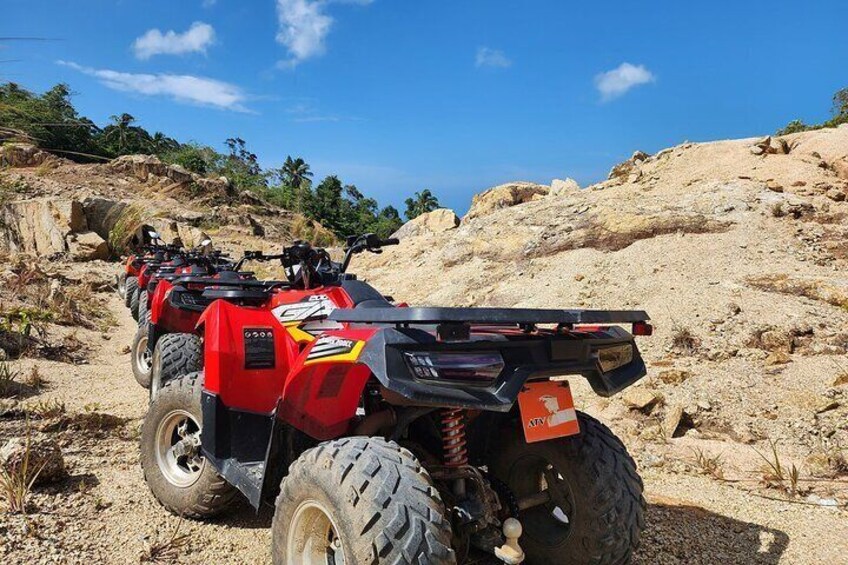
<box><xmin>140</xmin><ymin>234</ymin><xmax>652</xmax><ymax>564</ymax></box>
<box><xmin>131</xmin><ymin>248</ymin><xmax>263</xmax><ymax>390</ymax></box>
<box><xmin>134</xmin><ymin>254</ymin><xmax>284</xmax><ymax>396</ymax></box>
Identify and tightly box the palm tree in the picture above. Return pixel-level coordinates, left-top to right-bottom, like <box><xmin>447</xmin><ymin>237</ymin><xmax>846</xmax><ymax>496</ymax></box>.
<box><xmin>404</xmin><ymin>189</ymin><xmax>440</xmax><ymax>220</ymax></box>
<box><xmin>104</xmin><ymin>113</ymin><xmax>136</xmax><ymax>153</ymax></box>
<box><xmin>281</xmin><ymin>156</ymin><xmax>313</xmax><ymax>189</ymax></box>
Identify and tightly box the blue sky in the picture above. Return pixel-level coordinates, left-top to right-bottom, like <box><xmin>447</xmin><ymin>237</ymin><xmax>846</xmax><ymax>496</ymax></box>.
<box><xmin>3</xmin><ymin>1</ymin><xmax>847</xmax><ymax>213</ymax></box>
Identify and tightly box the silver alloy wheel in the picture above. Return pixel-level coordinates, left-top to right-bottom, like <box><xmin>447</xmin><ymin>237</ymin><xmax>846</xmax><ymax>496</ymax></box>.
<box><xmin>287</xmin><ymin>500</ymin><xmax>346</xmax><ymax>565</ymax></box>
<box><xmin>135</xmin><ymin>335</ymin><xmax>153</xmax><ymax>375</ymax></box>
<box><xmin>154</xmin><ymin>409</ymin><xmax>205</xmax><ymax>487</ymax></box>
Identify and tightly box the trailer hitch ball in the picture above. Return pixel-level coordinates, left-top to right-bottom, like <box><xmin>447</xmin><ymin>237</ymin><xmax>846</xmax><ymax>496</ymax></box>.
<box><xmin>494</xmin><ymin>517</ymin><xmax>525</xmax><ymax>564</ymax></box>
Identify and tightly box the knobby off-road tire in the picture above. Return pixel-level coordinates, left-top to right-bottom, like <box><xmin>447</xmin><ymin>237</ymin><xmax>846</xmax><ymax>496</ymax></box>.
<box><xmin>150</xmin><ymin>333</ymin><xmax>202</xmax><ymax>401</ymax></box>
<box><xmin>272</xmin><ymin>437</ymin><xmax>456</xmax><ymax>565</ymax></box>
<box><xmin>488</xmin><ymin>412</ymin><xmax>645</xmax><ymax>565</ymax></box>
<box><xmin>117</xmin><ymin>273</ymin><xmax>127</xmax><ymax>299</ymax></box>
<box><xmin>140</xmin><ymin>371</ymin><xmax>237</xmax><ymax>518</ymax></box>
<box><xmin>131</xmin><ymin>322</ymin><xmax>153</xmax><ymax>388</ymax></box>
<box><xmin>125</xmin><ymin>276</ymin><xmax>138</xmax><ymax>309</ymax></box>
<box><xmin>137</xmin><ymin>290</ymin><xmax>149</xmax><ymax>326</ymax></box>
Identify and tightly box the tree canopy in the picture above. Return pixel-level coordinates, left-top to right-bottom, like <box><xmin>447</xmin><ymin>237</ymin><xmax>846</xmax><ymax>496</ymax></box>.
<box><xmin>0</xmin><ymin>81</ymin><xmax>440</xmax><ymax>240</ymax></box>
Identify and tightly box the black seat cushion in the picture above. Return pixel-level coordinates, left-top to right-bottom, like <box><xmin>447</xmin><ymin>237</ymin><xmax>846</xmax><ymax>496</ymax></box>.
<box><xmin>340</xmin><ymin>280</ymin><xmax>392</xmax><ymax>309</ymax></box>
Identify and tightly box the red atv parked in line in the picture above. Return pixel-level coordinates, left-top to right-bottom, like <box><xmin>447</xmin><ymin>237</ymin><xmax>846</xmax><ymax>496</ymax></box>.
<box><xmin>131</xmin><ymin>247</ymin><xmax>257</xmax><ymax>389</ymax></box>
<box><xmin>135</xmin><ymin>253</ymin><xmax>285</xmax><ymax>396</ymax></box>
<box><xmin>140</xmin><ymin>234</ymin><xmax>652</xmax><ymax>565</ymax></box>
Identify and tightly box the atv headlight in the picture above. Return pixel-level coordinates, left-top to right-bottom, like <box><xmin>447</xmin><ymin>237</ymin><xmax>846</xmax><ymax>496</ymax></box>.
<box><xmin>404</xmin><ymin>351</ymin><xmax>504</xmax><ymax>384</ymax></box>
<box><xmin>595</xmin><ymin>344</ymin><xmax>633</xmax><ymax>372</ymax></box>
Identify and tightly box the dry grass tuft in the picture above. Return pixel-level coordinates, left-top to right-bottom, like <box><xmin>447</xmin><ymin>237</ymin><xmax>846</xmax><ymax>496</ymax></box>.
<box><xmin>670</xmin><ymin>321</ymin><xmax>701</xmax><ymax>355</ymax></box>
<box><xmin>0</xmin><ymin>423</ymin><xmax>46</xmax><ymax>514</ymax></box>
<box><xmin>690</xmin><ymin>447</ymin><xmax>725</xmax><ymax>479</ymax></box>
<box><xmin>141</xmin><ymin>519</ymin><xmax>192</xmax><ymax>563</ymax></box>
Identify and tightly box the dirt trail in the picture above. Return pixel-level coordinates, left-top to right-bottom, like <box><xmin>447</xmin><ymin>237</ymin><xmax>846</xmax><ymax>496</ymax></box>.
<box><xmin>1</xmin><ymin>288</ymin><xmax>844</xmax><ymax>564</ymax></box>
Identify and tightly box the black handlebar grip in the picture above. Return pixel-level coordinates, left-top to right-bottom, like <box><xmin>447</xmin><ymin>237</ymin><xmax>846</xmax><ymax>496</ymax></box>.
<box><xmin>381</xmin><ymin>238</ymin><xmax>400</xmax><ymax>246</ymax></box>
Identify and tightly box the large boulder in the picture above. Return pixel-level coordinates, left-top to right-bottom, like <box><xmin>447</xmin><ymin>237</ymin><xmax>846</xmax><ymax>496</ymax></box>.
<box><xmin>464</xmin><ymin>182</ymin><xmax>549</xmax><ymax>220</ymax></box>
<box><xmin>550</xmin><ymin>178</ymin><xmax>580</xmax><ymax>196</ymax></box>
<box><xmin>108</xmin><ymin>154</ymin><xmax>169</xmax><ymax>181</ymax></box>
<box><xmin>0</xmin><ymin>435</ymin><xmax>66</xmax><ymax>486</ymax></box>
<box><xmin>148</xmin><ymin>218</ymin><xmax>210</xmax><ymax>248</ymax></box>
<box><xmin>393</xmin><ymin>208</ymin><xmax>460</xmax><ymax>239</ymax></box>
<box><xmin>81</xmin><ymin>197</ymin><xmax>129</xmax><ymax>241</ymax></box>
<box><xmin>67</xmin><ymin>231</ymin><xmax>110</xmax><ymax>261</ymax></box>
<box><xmin>0</xmin><ymin>198</ymin><xmax>86</xmax><ymax>256</ymax></box>
<box><xmin>0</xmin><ymin>143</ymin><xmax>57</xmax><ymax>168</ymax></box>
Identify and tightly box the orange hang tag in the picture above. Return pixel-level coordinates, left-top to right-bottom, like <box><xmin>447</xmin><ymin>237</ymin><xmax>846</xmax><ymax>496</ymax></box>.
<box><xmin>517</xmin><ymin>380</ymin><xmax>580</xmax><ymax>443</ymax></box>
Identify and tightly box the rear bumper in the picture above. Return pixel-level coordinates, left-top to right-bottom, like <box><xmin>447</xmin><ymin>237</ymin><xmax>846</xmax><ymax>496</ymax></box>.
<box><xmin>357</xmin><ymin>326</ymin><xmax>647</xmax><ymax>411</ymax></box>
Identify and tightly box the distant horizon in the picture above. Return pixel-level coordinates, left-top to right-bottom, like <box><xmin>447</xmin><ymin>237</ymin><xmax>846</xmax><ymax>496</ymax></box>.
<box><xmin>4</xmin><ymin>0</ymin><xmax>846</xmax><ymax>215</ymax></box>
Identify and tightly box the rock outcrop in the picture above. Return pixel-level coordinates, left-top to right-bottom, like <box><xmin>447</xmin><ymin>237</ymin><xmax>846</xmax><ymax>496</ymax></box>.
<box><xmin>549</xmin><ymin>178</ymin><xmax>580</xmax><ymax>196</ymax></box>
<box><xmin>393</xmin><ymin>208</ymin><xmax>460</xmax><ymax>239</ymax></box>
<box><xmin>0</xmin><ymin>435</ymin><xmax>66</xmax><ymax>486</ymax></box>
<box><xmin>464</xmin><ymin>182</ymin><xmax>549</xmax><ymax>220</ymax></box>
<box><xmin>0</xmin><ymin>143</ymin><xmax>58</xmax><ymax>168</ymax></box>
<box><xmin>0</xmin><ymin>198</ymin><xmax>87</xmax><ymax>256</ymax></box>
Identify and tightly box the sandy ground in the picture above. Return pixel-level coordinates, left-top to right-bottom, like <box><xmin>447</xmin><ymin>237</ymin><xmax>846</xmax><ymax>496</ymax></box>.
<box><xmin>0</xmin><ymin>290</ymin><xmax>845</xmax><ymax>564</ymax></box>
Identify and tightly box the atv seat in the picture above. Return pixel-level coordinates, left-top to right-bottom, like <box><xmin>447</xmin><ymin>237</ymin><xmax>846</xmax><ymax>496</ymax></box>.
<box><xmin>341</xmin><ymin>280</ymin><xmax>393</xmax><ymax>309</ymax></box>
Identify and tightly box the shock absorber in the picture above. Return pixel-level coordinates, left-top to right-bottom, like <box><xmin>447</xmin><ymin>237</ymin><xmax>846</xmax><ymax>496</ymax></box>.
<box><xmin>441</xmin><ymin>408</ymin><xmax>468</xmax><ymax>497</ymax></box>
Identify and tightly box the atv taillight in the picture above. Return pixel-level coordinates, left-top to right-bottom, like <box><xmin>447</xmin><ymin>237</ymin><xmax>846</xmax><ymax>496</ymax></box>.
<box><xmin>404</xmin><ymin>351</ymin><xmax>504</xmax><ymax>384</ymax></box>
<box><xmin>632</xmin><ymin>321</ymin><xmax>653</xmax><ymax>336</ymax></box>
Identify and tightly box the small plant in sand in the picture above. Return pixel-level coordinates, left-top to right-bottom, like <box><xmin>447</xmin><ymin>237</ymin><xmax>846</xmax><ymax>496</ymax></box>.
<box><xmin>754</xmin><ymin>438</ymin><xmax>804</xmax><ymax>496</ymax></box>
<box><xmin>669</xmin><ymin>320</ymin><xmax>700</xmax><ymax>355</ymax></box>
<box><xmin>0</xmin><ymin>422</ymin><xmax>47</xmax><ymax>514</ymax></box>
<box><xmin>0</xmin><ymin>360</ymin><xmax>20</xmax><ymax>397</ymax></box>
<box><xmin>690</xmin><ymin>447</ymin><xmax>724</xmax><ymax>480</ymax></box>
<box><xmin>141</xmin><ymin>518</ymin><xmax>192</xmax><ymax>563</ymax></box>
<box><xmin>24</xmin><ymin>398</ymin><xmax>66</xmax><ymax>419</ymax></box>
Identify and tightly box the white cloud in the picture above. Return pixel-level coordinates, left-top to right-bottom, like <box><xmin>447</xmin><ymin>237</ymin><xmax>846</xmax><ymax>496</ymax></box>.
<box><xmin>475</xmin><ymin>47</ymin><xmax>512</xmax><ymax>69</ymax></box>
<box><xmin>133</xmin><ymin>22</ymin><xmax>215</xmax><ymax>60</ymax></box>
<box><xmin>275</xmin><ymin>0</ymin><xmax>333</xmax><ymax>68</ymax></box>
<box><xmin>202</xmin><ymin>0</ymin><xmax>217</xmax><ymax>7</ymax></box>
<box><xmin>58</xmin><ymin>61</ymin><xmax>250</xmax><ymax>112</ymax></box>
<box><xmin>275</xmin><ymin>0</ymin><xmax>372</xmax><ymax>68</ymax></box>
<box><xmin>594</xmin><ymin>62</ymin><xmax>655</xmax><ymax>101</ymax></box>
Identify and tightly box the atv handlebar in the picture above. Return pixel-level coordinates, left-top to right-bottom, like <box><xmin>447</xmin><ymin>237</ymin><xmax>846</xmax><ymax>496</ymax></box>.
<box><xmin>341</xmin><ymin>233</ymin><xmax>399</xmax><ymax>273</ymax></box>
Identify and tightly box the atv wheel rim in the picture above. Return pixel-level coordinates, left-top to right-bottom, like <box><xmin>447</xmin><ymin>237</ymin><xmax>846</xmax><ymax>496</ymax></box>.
<box><xmin>135</xmin><ymin>336</ymin><xmax>152</xmax><ymax>375</ymax></box>
<box><xmin>155</xmin><ymin>409</ymin><xmax>205</xmax><ymax>487</ymax></box>
<box><xmin>287</xmin><ymin>500</ymin><xmax>346</xmax><ymax>565</ymax></box>
<box><xmin>508</xmin><ymin>455</ymin><xmax>575</xmax><ymax>548</ymax></box>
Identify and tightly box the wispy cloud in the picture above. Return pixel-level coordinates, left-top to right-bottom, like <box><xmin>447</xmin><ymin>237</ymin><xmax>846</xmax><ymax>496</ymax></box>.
<box><xmin>286</xmin><ymin>101</ymin><xmax>361</xmax><ymax>123</ymax></box>
<box><xmin>133</xmin><ymin>22</ymin><xmax>215</xmax><ymax>60</ymax></box>
<box><xmin>594</xmin><ymin>62</ymin><xmax>655</xmax><ymax>101</ymax></box>
<box><xmin>202</xmin><ymin>0</ymin><xmax>217</xmax><ymax>7</ymax></box>
<box><xmin>58</xmin><ymin>61</ymin><xmax>250</xmax><ymax>112</ymax></box>
<box><xmin>275</xmin><ymin>0</ymin><xmax>372</xmax><ymax>68</ymax></box>
<box><xmin>475</xmin><ymin>47</ymin><xmax>512</xmax><ymax>69</ymax></box>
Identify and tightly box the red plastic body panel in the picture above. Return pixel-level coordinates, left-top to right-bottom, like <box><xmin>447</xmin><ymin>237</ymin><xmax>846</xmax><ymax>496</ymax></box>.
<box><xmin>200</xmin><ymin>285</ymin><xmax>381</xmax><ymax>439</ymax></box>
<box><xmin>201</xmin><ymin>300</ymin><xmax>299</xmax><ymax>414</ymax></box>
<box><xmin>278</xmin><ymin>327</ymin><xmax>378</xmax><ymax>439</ymax></box>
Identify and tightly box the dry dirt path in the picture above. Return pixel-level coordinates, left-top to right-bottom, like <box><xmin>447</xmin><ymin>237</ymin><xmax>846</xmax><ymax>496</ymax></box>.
<box><xmin>1</xmin><ymin>293</ymin><xmax>846</xmax><ymax>564</ymax></box>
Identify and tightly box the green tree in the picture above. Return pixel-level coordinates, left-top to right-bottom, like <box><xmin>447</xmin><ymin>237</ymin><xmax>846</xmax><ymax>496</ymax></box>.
<box><xmin>404</xmin><ymin>189</ymin><xmax>440</xmax><ymax>220</ymax></box>
<box><xmin>100</xmin><ymin>113</ymin><xmax>153</xmax><ymax>156</ymax></box>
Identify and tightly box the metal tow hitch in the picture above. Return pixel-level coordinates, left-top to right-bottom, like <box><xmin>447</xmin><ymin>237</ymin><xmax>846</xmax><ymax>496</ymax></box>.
<box><xmin>494</xmin><ymin>517</ymin><xmax>525</xmax><ymax>564</ymax></box>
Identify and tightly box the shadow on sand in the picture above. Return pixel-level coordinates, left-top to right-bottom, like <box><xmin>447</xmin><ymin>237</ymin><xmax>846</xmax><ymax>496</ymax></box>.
<box><xmin>634</xmin><ymin>499</ymin><xmax>789</xmax><ymax>564</ymax></box>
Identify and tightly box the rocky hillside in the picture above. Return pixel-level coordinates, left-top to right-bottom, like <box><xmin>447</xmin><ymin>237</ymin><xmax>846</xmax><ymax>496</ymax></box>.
<box><xmin>0</xmin><ymin>143</ymin><xmax>332</xmax><ymax>259</ymax></box>
<box><xmin>362</xmin><ymin>126</ymin><xmax>848</xmax><ymax>505</ymax></box>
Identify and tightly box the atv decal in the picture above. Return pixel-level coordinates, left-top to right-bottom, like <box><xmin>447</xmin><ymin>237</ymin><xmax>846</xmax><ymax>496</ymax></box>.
<box><xmin>272</xmin><ymin>295</ymin><xmax>336</xmax><ymax>323</ymax></box>
<box><xmin>304</xmin><ymin>336</ymin><xmax>364</xmax><ymax>365</ymax></box>
<box><xmin>517</xmin><ymin>380</ymin><xmax>580</xmax><ymax>443</ymax></box>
